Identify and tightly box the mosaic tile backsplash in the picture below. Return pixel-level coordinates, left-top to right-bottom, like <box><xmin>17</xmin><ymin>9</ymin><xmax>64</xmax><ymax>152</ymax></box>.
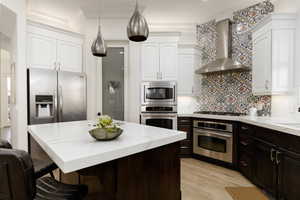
<box><xmin>195</xmin><ymin>0</ymin><xmax>274</xmax><ymax>114</ymax></box>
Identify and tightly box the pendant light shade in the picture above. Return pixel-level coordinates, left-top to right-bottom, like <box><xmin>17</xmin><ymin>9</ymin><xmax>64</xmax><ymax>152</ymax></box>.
<box><xmin>127</xmin><ymin>1</ymin><xmax>149</xmax><ymax>42</ymax></box>
<box><xmin>91</xmin><ymin>17</ymin><xmax>107</xmax><ymax>57</ymax></box>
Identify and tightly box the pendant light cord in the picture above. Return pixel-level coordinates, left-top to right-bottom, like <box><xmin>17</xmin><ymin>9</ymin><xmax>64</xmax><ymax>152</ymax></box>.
<box><xmin>98</xmin><ymin>0</ymin><xmax>101</xmax><ymax>31</ymax></box>
<box><xmin>135</xmin><ymin>0</ymin><xmax>139</xmax><ymax>11</ymax></box>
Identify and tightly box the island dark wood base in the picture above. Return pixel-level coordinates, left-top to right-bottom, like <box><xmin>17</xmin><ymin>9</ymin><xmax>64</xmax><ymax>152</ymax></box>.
<box><xmin>77</xmin><ymin>142</ymin><xmax>181</xmax><ymax>200</ymax></box>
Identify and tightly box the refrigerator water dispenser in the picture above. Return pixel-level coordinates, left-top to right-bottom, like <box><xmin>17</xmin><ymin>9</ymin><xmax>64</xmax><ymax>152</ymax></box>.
<box><xmin>35</xmin><ymin>95</ymin><xmax>54</xmax><ymax>118</ymax></box>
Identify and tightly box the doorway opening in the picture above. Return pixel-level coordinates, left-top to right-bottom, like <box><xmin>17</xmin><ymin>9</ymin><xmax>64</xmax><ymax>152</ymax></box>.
<box><xmin>101</xmin><ymin>47</ymin><xmax>126</xmax><ymax>121</ymax></box>
<box><xmin>0</xmin><ymin>33</ymin><xmax>13</xmax><ymax>142</ymax></box>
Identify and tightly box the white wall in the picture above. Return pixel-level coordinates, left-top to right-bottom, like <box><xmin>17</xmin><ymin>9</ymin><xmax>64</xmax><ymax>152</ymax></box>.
<box><xmin>1</xmin><ymin>0</ymin><xmax>27</xmax><ymax>150</ymax></box>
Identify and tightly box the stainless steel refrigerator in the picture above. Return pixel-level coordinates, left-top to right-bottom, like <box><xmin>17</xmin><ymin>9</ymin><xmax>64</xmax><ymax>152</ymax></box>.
<box><xmin>27</xmin><ymin>68</ymin><xmax>86</xmax><ymax>156</ymax></box>
<box><xmin>28</xmin><ymin>68</ymin><xmax>87</xmax><ymax>125</ymax></box>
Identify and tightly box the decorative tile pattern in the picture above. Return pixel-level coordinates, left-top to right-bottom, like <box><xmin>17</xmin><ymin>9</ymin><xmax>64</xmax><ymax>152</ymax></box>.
<box><xmin>195</xmin><ymin>0</ymin><xmax>274</xmax><ymax>114</ymax></box>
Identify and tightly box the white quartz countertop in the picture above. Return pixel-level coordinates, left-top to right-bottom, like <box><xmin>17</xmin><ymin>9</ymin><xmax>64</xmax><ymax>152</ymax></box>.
<box><xmin>178</xmin><ymin>113</ymin><xmax>300</xmax><ymax>137</ymax></box>
<box><xmin>28</xmin><ymin>121</ymin><xmax>186</xmax><ymax>173</ymax></box>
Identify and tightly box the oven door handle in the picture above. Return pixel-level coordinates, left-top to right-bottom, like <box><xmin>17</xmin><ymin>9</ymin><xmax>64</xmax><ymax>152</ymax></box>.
<box><xmin>141</xmin><ymin>114</ymin><xmax>177</xmax><ymax>118</ymax></box>
<box><xmin>194</xmin><ymin>128</ymin><xmax>232</xmax><ymax>139</ymax></box>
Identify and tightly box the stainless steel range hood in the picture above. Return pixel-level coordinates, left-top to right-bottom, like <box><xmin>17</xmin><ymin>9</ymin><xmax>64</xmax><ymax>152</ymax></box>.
<box><xmin>196</xmin><ymin>19</ymin><xmax>250</xmax><ymax>74</ymax></box>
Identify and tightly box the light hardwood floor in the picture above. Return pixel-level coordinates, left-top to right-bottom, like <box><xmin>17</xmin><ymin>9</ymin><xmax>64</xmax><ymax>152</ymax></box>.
<box><xmin>85</xmin><ymin>158</ymin><xmax>253</xmax><ymax>200</ymax></box>
<box><xmin>181</xmin><ymin>158</ymin><xmax>253</xmax><ymax>200</ymax></box>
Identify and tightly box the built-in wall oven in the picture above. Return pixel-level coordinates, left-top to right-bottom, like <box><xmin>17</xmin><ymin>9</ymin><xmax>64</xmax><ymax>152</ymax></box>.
<box><xmin>140</xmin><ymin>81</ymin><xmax>177</xmax><ymax>130</ymax></box>
<box><xmin>193</xmin><ymin>120</ymin><xmax>233</xmax><ymax>163</ymax></box>
<box><xmin>141</xmin><ymin>81</ymin><xmax>176</xmax><ymax>105</ymax></box>
<box><xmin>140</xmin><ymin>112</ymin><xmax>177</xmax><ymax>130</ymax></box>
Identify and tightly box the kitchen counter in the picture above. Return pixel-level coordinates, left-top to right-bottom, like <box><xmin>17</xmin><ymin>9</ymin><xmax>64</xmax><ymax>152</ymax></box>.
<box><xmin>28</xmin><ymin>120</ymin><xmax>186</xmax><ymax>173</ymax></box>
<box><xmin>178</xmin><ymin>114</ymin><xmax>300</xmax><ymax>137</ymax></box>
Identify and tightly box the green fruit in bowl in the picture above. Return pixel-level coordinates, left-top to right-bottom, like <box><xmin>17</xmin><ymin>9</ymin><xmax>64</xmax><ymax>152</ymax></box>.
<box><xmin>89</xmin><ymin>115</ymin><xmax>123</xmax><ymax>141</ymax></box>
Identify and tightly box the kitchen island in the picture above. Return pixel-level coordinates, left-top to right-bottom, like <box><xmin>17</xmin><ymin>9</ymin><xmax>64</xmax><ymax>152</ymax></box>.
<box><xmin>28</xmin><ymin>120</ymin><xmax>186</xmax><ymax>200</ymax></box>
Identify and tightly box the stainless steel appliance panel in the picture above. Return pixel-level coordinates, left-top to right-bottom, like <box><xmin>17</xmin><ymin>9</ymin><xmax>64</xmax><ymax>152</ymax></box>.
<box><xmin>193</xmin><ymin>120</ymin><xmax>233</xmax><ymax>163</ymax></box>
<box><xmin>141</xmin><ymin>81</ymin><xmax>177</xmax><ymax>105</ymax></box>
<box><xmin>58</xmin><ymin>71</ymin><xmax>87</xmax><ymax>122</ymax></box>
<box><xmin>141</xmin><ymin>113</ymin><xmax>177</xmax><ymax>130</ymax></box>
<box><xmin>28</xmin><ymin>68</ymin><xmax>58</xmax><ymax>125</ymax></box>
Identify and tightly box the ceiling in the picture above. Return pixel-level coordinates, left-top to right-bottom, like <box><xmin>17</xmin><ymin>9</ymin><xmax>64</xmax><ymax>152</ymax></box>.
<box><xmin>27</xmin><ymin>0</ymin><xmax>268</xmax><ymax>24</ymax></box>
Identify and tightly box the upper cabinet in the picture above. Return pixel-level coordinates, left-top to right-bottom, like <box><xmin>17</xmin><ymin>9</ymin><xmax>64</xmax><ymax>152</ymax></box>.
<box><xmin>27</xmin><ymin>33</ymin><xmax>57</xmax><ymax>70</ymax></box>
<box><xmin>27</xmin><ymin>21</ymin><xmax>84</xmax><ymax>73</ymax></box>
<box><xmin>177</xmin><ymin>46</ymin><xmax>201</xmax><ymax>96</ymax></box>
<box><xmin>140</xmin><ymin>43</ymin><xmax>160</xmax><ymax>80</ymax></box>
<box><xmin>56</xmin><ymin>40</ymin><xmax>83</xmax><ymax>73</ymax></box>
<box><xmin>252</xmin><ymin>14</ymin><xmax>296</xmax><ymax>95</ymax></box>
<box><xmin>140</xmin><ymin>35</ymin><xmax>179</xmax><ymax>81</ymax></box>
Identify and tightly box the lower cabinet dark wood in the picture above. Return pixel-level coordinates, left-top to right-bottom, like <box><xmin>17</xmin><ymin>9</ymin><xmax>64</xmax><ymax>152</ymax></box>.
<box><xmin>238</xmin><ymin>123</ymin><xmax>300</xmax><ymax>200</ymax></box>
<box><xmin>252</xmin><ymin>139</ymin><xmax>277</xmax><ymax>196</ymax></box>
<box><xmin>177</xmin><ymin>117</ymin><xmax>193</xmax><ymax>157</ymax></box>
<box><xmin>278</xmin><ymin>149</ymin><xmax>300</xmax><ymax>200</ymax></box>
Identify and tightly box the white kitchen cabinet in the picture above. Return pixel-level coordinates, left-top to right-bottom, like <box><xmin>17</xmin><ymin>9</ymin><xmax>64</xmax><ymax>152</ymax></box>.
<box><xmin>140</xmin><ymin>35</ymin><xmax>179</xmax><ymax>81</ymax></box>
<box><xmin>177</xmin><ymin>46</ymin><xmax>201</xmax><ymax>96</ymax></box>
<box><xmin>159</xmin><ymin>43</ymin><xmax>178</xmax><ymax>80</ymax></box>
<box><xmin>27</xmin><ymin>33</ymin><xmax>57</xmax><ymax>70</ymax></box>
<box><xmin>57</xmin><ymin>40</ymin><xmax>82</xmax><ymax>73</ymax></box>
<box><xmin>27</xmin><ymin>21</ymin><xmax>83</xmax><ymax>73</ymax></box>
<box><xmin>252</xmin><ymin>14</ymin><xmax>296</xmax><ymax>95</ymax></box>
<box><xmin>141</xmin><ymin>43</ymin><xmax>160</xmax><ymax>80</ymax></box>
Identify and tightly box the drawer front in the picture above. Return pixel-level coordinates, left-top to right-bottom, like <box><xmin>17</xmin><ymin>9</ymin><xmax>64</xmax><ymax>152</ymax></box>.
<box><xmin>180</xmin><ymin>147</ymin><xmax>193</xmax><ymax>156</ymax></box>
<box><xmin>254</xmin><ymin>127</ymin><xmax>280</xmax><ymax>145</ymax></box>
<box><xmin>239</xmin><ymin>133</ymin><xmax>254</xmax><ymax>154</ymax></box>
<box><xmin>240</xmin><ymin>123</ymin><xmax>254</xmax><ymax>135</ymax></box>
<box><xmin>180</xmin><ymin>140</ymin><xmax>192</xmax><ymax>148</ymax></box>
<box><xmin>239</xmin><ymin>153</ymin><xmax>253</xmax><ymax>180</ymax></box>
<box><xmin>178</xmin><ymin>117</ymin><xmax>192</xmax><ymax>125</ymax></box>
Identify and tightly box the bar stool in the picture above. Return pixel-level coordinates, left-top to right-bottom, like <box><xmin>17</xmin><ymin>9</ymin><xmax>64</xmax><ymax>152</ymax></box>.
<box><xmin>0</xmin><ymin>148</ymin><xmax>88</xmax><ymax>200</ymax></box>
<box><xmin>0</xmin><ymin>139</ymin><xmax>57</xmax><ymax>178</ymax></box>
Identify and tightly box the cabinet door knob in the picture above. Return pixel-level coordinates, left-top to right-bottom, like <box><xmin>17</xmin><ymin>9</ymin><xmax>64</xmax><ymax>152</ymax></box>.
<box><xmin>270</xmin><ymin>148</ymin><xmax>276</xmax><ymax>162</ymax></box>
<box><xmin>54</xmin><ymin>62</ymin><xmax>57</xmax><ymax>70</ymax></box>
<box><xmin>240</xmin><ymin>160</ymin><xmax>248</xmax><ymax>167</ymax></box>
<box><xmin>276</xmin><ymin>151</ymin><xmax>282</xmax><ymax>165</ymax></box>
<box><xmin>241</xmin><ymin>126</ymin><xmax>249</xmax><ymax>131</ymax></box>
<box><xmin>240</xmin><ymin>141</ymin><xmax>249</xmax><ymax>146</ymax></box>
<box><xmin>265</xmin><ymin>80</ymin><xmax>269</xmax><ymax>90</ymax></box>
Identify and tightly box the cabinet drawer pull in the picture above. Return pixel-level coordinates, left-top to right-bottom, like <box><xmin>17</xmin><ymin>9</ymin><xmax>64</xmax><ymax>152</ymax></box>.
<box><xmin>270</xmin><ymin>148</ymin><xmax>276</xmax><ymax>162</ymax></box>
<box><xmin>179</xmin><ymin>120</ymin><xmax>190</xmax><ymax>123</ymax></box>
<box><xmin>241</xmin><ymin>126</ymin><xmax>249</xmax><ymax>131</ymax></box>
<box><xmin>240</xmin><ymin>141</ymin><xmax>249</xmax><ymax>146</ymax></box>
<box><xmin>276</xmin><ymin>151</ymin><xmax>282</xmax><ymax>165</ymax></box>
<box><xmin>240</xmin><ymin>161</ymin><xmax>248</xmax><ymax>167</ymax></box>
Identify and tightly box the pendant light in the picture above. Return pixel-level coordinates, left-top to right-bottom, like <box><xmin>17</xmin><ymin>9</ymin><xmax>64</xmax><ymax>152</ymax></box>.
<box><xmin>127</xmin><ymin>0</ymin><xmax>149</xmax><ymax>42</ymax></box>
<box><xmin>91</xmin><ymin>15</ymin><xmax>107</xmax><ymax>56</ymax></box>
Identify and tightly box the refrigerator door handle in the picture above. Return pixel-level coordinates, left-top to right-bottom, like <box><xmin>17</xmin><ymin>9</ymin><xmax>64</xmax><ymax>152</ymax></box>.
<box><xmin>54</xmin><ymin>91</ymin><xmax>58</xmax><ymax>122</ymax></box>
<box><xmin>59</xmin><ymin>85</ymin><xmax>63</xmax><ymax>121</ymax></box>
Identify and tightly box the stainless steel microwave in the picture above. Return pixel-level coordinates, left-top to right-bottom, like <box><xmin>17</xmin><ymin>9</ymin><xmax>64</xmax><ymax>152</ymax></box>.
<box><xmin>141</xmin><ymin>81</ymin><xmax>177</xmax><ymax>105</ymax></box>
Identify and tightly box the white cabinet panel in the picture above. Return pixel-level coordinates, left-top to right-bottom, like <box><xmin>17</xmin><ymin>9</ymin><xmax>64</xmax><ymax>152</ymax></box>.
<box><xmin>178</xmin><ymin>55</ymin><xmax>193</xmax><ymax>95</ymax></box>
<box><xmin>271</xmin><ymin>29</ymin><xmax>294</xmax><ymax>94</ymax></box>
<box><xmin>252</xmin><ymin>14</ymin><xmax>296</xmax><ymax>95</ymax></box>
<box><xmin>141</xmin><ymin>43</ymin><xmax>159</xmax><ymax>81</ymax></box>
<box><xmin>159</xmin><ymin>43</ymin><xmax>178</xmax><ymax>80</ymax></box>
<box><xmin>57</xmin><ymin>40</ymin><xmax>82</xmax><ymax>73</ymax></box>
<box><xmin>252</xmin><ymin>31</ymin><xmax>272</xmax><ymax>95</ymax></box>
<box><xmin>27</xmin><ymin>23</ymin><xmax>84</xmax><ymax>73</ymax></box>
<box><xmin>27</xmin><ymin>33</ymin><xmax>57</xmax><ymax>70</ymax></box>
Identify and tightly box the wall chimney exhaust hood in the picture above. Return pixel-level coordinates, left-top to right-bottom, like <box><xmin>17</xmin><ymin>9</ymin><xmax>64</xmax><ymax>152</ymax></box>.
<box><xmin>196</xmin><ymin>19</ymin><xmax>250</xmax><ymax>74</ymax></box>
